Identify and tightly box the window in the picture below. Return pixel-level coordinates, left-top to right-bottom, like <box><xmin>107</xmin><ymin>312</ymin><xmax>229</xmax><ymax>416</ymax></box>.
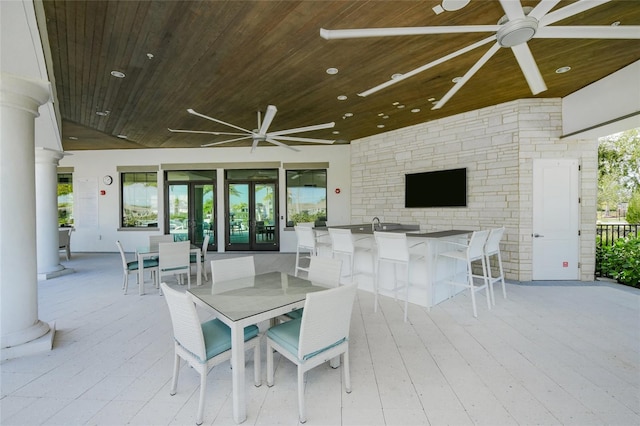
<box><xmin>57</xmin><ymin>173</ymin><xmax>73</xmax><ymax>226</ymax></box>
<box><xmin>286</xmin><ymin>169</ymin><xmax>327</xmax><ymax>226</ymax></box>
<box><xmin>121</xmin><ymin>172</ymin><xmax>158</xmax><ymax>228</ymax></box>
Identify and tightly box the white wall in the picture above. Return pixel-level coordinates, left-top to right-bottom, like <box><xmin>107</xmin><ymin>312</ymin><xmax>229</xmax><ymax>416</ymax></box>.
<box><xmin>351</xmin><ymin>98</ymin><xmax>597</xmax><ymax>282</ymax></box>
<box><xmin>60</xmin><ymin>145</ymin><xmax>351</xmax><ymax>253</ymax></box>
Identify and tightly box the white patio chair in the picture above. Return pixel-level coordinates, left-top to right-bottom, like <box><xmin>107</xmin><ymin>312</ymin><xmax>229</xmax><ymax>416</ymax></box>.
<box><xmin>484</xmin><ymin>226</ymin><xmax>507</xmax><ymax>303</ymax></box>
<box><xmin>159</xmin><ymin>241</ymin><xmax>191</xmax><ymax>294</ymax></box>
<box><xmin>116</xmin><ymin>240</ymin><xmax>158</xmax><ymax>295</ymax></box>
<box><xmin>160</xmin><ymin>282</ymin><xmax>261</xmax><ymax>426</ymax></box>
<box><xmin>266</xmin><ymin>282</ymin><xmax>358</xmax><ymax>423</ymax></box>
<box><xmin>149</xmin><ymin>234</ymin><xmax>174</xmax><ymax>251</ymax></box>
<box><xmin>210</xmin><ymin>256</ymin><xmax>255</xmax><ymax>284</ymax></box>
<box><xmin>285</xmin><ymin>255</ymin><xmax>343</xmax><ymax>320</ymax></box>
<box><xmin>294</xmin><ymin>225</ymin><xmax>330</xmax><ymax>276</ymax></box>
<box><xmin>328</xmin><ymin>228</ymin><xmax>372</xmax><ymax>281</ymax></box>
<box><xmin>373</xmin><ymin>231</ymin><xmax>425</xmax><ymax>322</ymax></box>
<box><xmin>58</xmin><ymin>228</ymin><xmax>72</xmax><ymax>260</ymax></box>
<box><xmin>190</xmin><ymin>235</ymin><xmax>210</xmax><ymax>282</ymax></box>
<box><xmin>439</xmin><ymin>229</ymin><xmax>491</xmax><ymax>317</ymax></box>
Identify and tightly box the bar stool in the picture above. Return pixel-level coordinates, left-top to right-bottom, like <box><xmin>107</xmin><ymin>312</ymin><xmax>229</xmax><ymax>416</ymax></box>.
<box><xmin>373</xmin><ymin>232</ymin><xmax>424</xmax><ymax>322</ymax></box>
<box><xmin>484</xmin><ymin>227</ymin><xmax>507</xmax><ymax>303</ymax></box>
<box><xmin>438</xmin><ymin>229</ymin><xmax>491</xmax><ymax>318</ymax></box>
<box><xmin>294</xmin><ymin>225</ymin><xmax>330</xmax><ymax>276</ymax></box>
<box><xmin>328</xmin><ymin>228</ymin><xmax>372</xmax><ymax>282</ymax></box>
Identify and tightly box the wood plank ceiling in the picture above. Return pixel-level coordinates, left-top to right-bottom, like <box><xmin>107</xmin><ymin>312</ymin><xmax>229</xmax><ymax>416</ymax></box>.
<box><xmin>40</xmin><ymin>0</ymin><xmax>640</xmax><ymax>151</ymax></box>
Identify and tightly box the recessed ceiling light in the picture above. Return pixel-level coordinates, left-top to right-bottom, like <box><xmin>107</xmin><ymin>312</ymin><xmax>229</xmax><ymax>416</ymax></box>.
<box><xmin>382</xmin><ymin>115</ymin><xmax>389</xmax><ymax>119</ymax></box>
<box><xmin>332</xmin><ymin>131</ymin><xmax>340</xmax><ymax>134</ymax></box>
<box><xmin>146</xmin><ymin>53</ymin><xmax>154</xmax><ymax>59</ymax></box>
<box><xmin>428</xmin><ymin>97</ymin><xmax>436</xmax><ymax>102</ymax></box>
<box><xmin>377</xmin><ymin>124</ymin><xmax>385</xmax><ymax>128</ymax></box>
<box><xmin>343</xmin><ymin>112</ymin><xmax>353</xmax><ymax>119</ymax></box>
<box><xmin>68</xmin><ymin>136</ymin><xmax>78</xmax><ymax>140</ymax></box>
<box><xmin>555</xmin><ymin>66</ymin><xmax>571</xmax><ymax>74</ymax></box>
<box><xmin>452</xmin><ymin>76</ymin><xmax>462</xmax><ymax>83</ymax></box>
<box><xmin>391</xmin><ymin>73</ymin><xmax>403</xmax><ymax>80</ymax></box>
<box><xmin>117</xmin><ymin>135</ymin><xmax>128</xmax><ymax>139</ymax></box>
<box><xmin>397</xmin><ymin>104</ymin><xmax>405</xmax><ymax>109</ymax></box>
<box><xmin>392</xmin><ymin>101</ymin><xmax>400</xmax><ymax>106</ymax></box>
<box><xmin>96</xmin><ymin>111</ymin><xmax>110</xmax><ymax>116</ymax></box>
<box><xmin>337</xmin><ymin>95</ymin><xmax>347</xmax><ymax>101</ymax></box>
<box><xmin>326</xmin><ymin>67</ymin><xmax>338</xmax><ymax>75</ymax></box>
<box><xmin>110</xmin><ymin>70</ymin><xmax>125</xmax><ymax>78</ymax></box>
<box><xmin>378</xmin><ymin>112</ymin><xmax>385</xmax><ymax>116</ymax></box>
<box><xmin>611</xmin><ymin>21</ymin><xmax>621</xmax><ymax>26</ymax></box>
<box><xmin>411</xmin><ymin>108</ymin><xmax>421</xmax><ymax>113</ymax></box>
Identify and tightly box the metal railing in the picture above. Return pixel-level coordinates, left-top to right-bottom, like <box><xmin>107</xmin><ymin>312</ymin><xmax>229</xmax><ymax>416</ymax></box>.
<box><xmin>595</xmin><ymin>223</ymin><xmax>639</xmax><ymax>278</ymax></box>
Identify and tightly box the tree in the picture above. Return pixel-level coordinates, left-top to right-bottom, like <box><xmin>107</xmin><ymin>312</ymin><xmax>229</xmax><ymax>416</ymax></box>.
<box><xmin>598</xmin><ymin>128</ymin><xmax>640</xmax><ymax>215</ymax></box>
<box><xmin>627</xmin><ymin>191</ymin><xmax>640</xmax><ymax>224</ymax></box>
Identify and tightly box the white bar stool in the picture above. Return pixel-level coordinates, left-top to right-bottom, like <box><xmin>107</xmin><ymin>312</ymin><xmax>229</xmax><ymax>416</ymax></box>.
<box><xmin>373</xmin><ymin>231</ymin><xmax>425</xmax><ymax>322</ymax></box>
<box><xmin>484</xmin><ymin>227</ymin><xmax>507</xmax><ymax>303</ymax></box>
<box><xmin>438</xmin><ymin>229</ymin><xmax>491</xmax><ymax>317</ymax></box>
<box><xmin>328</xmin><ymin>228</ymin><xmax>372</xmax><ymax>282</ymax></box>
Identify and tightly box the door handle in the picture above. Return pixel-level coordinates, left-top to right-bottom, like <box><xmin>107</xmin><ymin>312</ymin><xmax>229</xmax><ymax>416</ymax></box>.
<box><xmin>533</xmin><ymin>233</ymin><xmax>544</xmax><ymax>238</ymax></box>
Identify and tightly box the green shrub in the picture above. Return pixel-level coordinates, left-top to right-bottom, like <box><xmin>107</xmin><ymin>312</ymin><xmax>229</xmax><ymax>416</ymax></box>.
<box><xmin>599</xmin><ymin>233</ymin><xmax>640</xmax><ymax>287</ymax></box>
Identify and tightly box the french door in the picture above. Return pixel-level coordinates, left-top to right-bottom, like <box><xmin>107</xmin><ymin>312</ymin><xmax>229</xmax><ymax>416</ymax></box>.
<box><xmin>165</xmin><ymin>171</ymin><xmax>216</xmax><ymax>251</ymax></box>
<box><xmin>225</xmin><ymin>170</ymin><xmax>278</xmax><ymax>251</ymax></box>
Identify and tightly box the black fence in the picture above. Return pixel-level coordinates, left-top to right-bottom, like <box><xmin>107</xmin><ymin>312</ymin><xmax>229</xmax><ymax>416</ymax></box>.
<box><xmin>595</xmin><ymin>223</ymin><xmax>639</xmax><ymax>277</ymax></box>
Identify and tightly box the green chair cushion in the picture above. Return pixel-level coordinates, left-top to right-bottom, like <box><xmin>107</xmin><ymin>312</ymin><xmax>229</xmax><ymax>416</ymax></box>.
<box><xmin>201</xmin><ymin>319</ymin><xmax>259</xmax><ymax>362</ymax></box>
<box><xmin>126</xmin><ymin>258</ymin><xmax>159</xmax><ymax>271</ymax></box>
<box><xmin>267</xmin><ymin>318</ymin><xmax>345</xmax><ymax>360</ymax></box>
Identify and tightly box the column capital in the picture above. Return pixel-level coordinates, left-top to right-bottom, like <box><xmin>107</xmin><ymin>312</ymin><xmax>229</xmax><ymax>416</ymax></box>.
<box><xmin>0</xmin><ymin>73</ymin><xmax>51</xmax><ymax>116</ymax></box>
<box><xmin>34</xmin><ymin>147</ymin><xmax>66</xmax><ymax>165</ymax></box>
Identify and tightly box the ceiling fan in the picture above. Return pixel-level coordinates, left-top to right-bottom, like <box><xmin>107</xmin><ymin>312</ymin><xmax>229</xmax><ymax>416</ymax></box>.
<box><xmin>168</xmin><ymin>105</ymin><xmax>335</xmax><ymax>152</ymax></box>
<box><xmin>320</xmin><ymin>0</ymin><xmax>640</xmax><ymax>110</ymax></box>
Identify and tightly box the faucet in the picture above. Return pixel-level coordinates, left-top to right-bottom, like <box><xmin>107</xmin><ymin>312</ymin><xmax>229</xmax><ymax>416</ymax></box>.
<box><xmin>371</xmin><ymin>216</ymin><xmax>380</xmax><ymax>232</ymax></box>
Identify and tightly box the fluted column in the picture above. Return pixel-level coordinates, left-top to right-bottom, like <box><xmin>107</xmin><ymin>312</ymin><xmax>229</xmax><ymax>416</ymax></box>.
<box><xmin>1</xmin><ymin>73</ymin><xmax>55</xmax><ymax>358</ymax></box>
<box><xmin>35</xmin><ymin>147</ymin><xmax>73</xmax><ymax>278</ymax></box>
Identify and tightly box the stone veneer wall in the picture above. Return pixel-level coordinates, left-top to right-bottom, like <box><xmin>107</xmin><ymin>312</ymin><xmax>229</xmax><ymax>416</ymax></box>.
<box><xmin>350</xmin><ymin>98</ymin><xmax>597</xmax><ymax>282</ymax></box>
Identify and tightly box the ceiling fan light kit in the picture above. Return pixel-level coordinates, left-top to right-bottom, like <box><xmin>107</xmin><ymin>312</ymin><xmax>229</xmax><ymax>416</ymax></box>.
<box><xmin>320</xmin><ymin>0</ymin><xmax>640</xmax><ymax>109</ymax></box>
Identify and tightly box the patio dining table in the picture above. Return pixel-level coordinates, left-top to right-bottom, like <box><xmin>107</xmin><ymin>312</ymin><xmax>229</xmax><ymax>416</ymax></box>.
<box><xmin>136</xmin><ymin>244</ymin><xmax>202</xmax><ymax>295</ymax></box>
<box><xmin>188</xmin><ymin>271</ymin><xmax>330</xmax><ymax>423</ymax></box>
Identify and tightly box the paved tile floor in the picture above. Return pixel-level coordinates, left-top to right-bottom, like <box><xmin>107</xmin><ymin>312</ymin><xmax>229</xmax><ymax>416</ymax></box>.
<box><xmin>1</xmin><ymin>252</ymin><xmax>639</xmax><ymax>425</ymax></box>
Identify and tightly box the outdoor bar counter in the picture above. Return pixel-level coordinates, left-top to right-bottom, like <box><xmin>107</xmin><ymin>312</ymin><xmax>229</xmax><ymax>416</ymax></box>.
<box><xmin>315</xmin><ymin>224</ymin><xmax>470</xmax><ymax>309</ymax></box>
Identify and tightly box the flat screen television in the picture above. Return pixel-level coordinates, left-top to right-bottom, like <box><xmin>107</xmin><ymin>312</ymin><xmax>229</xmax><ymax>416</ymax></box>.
<box><xmin>405</xmin><ymin>168</ymin><xmax>467</xmax><ymax>208</ymax></box>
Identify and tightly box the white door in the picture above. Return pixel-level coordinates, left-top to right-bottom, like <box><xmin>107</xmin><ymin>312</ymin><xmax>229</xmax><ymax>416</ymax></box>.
<box><xmin>532</xmin><ymin>159</ymin><xmax>580</xmax><ymax>280</ymax></box>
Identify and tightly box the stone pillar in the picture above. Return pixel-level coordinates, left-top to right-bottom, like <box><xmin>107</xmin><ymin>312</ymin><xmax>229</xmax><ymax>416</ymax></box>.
<box><xmin>35</xmin><ymin>147</ymin><xmax>73</xmax><ymax>279</ymax></box>
<box><xmin>1</xmin><ymin>73</ymin><xmax>55</xmax><ymax>359</ymax></box>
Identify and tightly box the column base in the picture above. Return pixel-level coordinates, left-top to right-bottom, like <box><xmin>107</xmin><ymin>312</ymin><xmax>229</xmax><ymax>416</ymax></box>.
<box><xmin>1</xmin><ymin>321</ymin><xmax>55</xmax><ymax>361</ymax></box>
<box><xmin>38</xmin><ymin>267</ymin><xmax>74</xmax><ymax>280</ymax></box>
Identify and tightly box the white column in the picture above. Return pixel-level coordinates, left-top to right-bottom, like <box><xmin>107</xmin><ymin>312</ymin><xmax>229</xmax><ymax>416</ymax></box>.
<box><xmin>35</xmin><ymin>147</ymin><xmax>73</xmax><ymax>278</ymax></box>
<box><xmin>1</xmin><ymin>73</ymin><xmax>55</xmax><ymax>358</ymax></box>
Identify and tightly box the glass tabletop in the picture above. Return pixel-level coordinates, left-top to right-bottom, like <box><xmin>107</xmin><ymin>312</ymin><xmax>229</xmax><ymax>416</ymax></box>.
<box><xmin>188</xmin><ymin>271</ymin><xmax>328</xmax><ymax>322</ymax></box>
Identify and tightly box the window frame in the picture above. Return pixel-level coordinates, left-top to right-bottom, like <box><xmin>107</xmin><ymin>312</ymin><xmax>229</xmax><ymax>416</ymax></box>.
<box><xmin>285</xmin><ymin>168</ymin><xmax>328</xmax><ymax>227</ymax></box>
<box><xmin>119</xmin><ymin>168</ymin><xmax>159</xmax><ymax>229</ymax></box>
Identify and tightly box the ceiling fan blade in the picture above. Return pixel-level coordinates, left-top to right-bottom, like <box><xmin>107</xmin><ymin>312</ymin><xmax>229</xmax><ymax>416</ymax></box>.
<box><xmin>187</xmin><ymin>109</ymin><xmax>253</xmax><ymax>134</ymax></box>
<box><xmin>168</xmin><ymin>128</ymin><xmax>245</xmax><ymax>136</ymax></box>
<box><xmin>268</xmin><ymin>122</ymin><xmax>335</xmax><ymax>136</ymax></box>
<box><xmin>200</xmin><ymin>135</ymin><xmax>252</xmax><ymax>147</ymax></box>
<box><xmin>266</xmin><ymin>137</ymin><xmax>300</xmax><ymax>152</ymax></box>
<box><xmin>432</xmin><ymin>42</ymin><xmax>501</xmax><ymax>110</ymax></box>
<box><xmin>528</xmin><ymin>0</ymin><xmax>561</xmax><ymax>20</ymax></box>
<box><xmin>540</xmin><ymin>0</ymin><xmax>609</xmax><ymax>27</ymax></box>
<box><xmin>259</xmin><ymin>105</ymin><xmax>278</xmax><ymax>135</ymax></box>
<box><xmin>271</xmin><ymin>135</ymin><xmax>335</xmax><ymax>144</ymax></box>
<box><xmin>499</xmin><ymin>0</ymin><xmax>526</xmax><ymax>21</ymax></box>
<box><xmin>536</xmin><ymin>26</ymin><xmax>640</xmax><ymax>39</ymax></box>
<box><xmin>320</xmin><ymin>25</ymin><xmax>499</xmax><ymax>40</ymax></box>
<box><xmin>511</xmin><ymin>43</ymin><xmax>547</xmax><ymax>95</ymax></box>
<box><xmin>359</xmin><ymin>35</ymin><xmax>496</xmax><ymax>97</ymax></box>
